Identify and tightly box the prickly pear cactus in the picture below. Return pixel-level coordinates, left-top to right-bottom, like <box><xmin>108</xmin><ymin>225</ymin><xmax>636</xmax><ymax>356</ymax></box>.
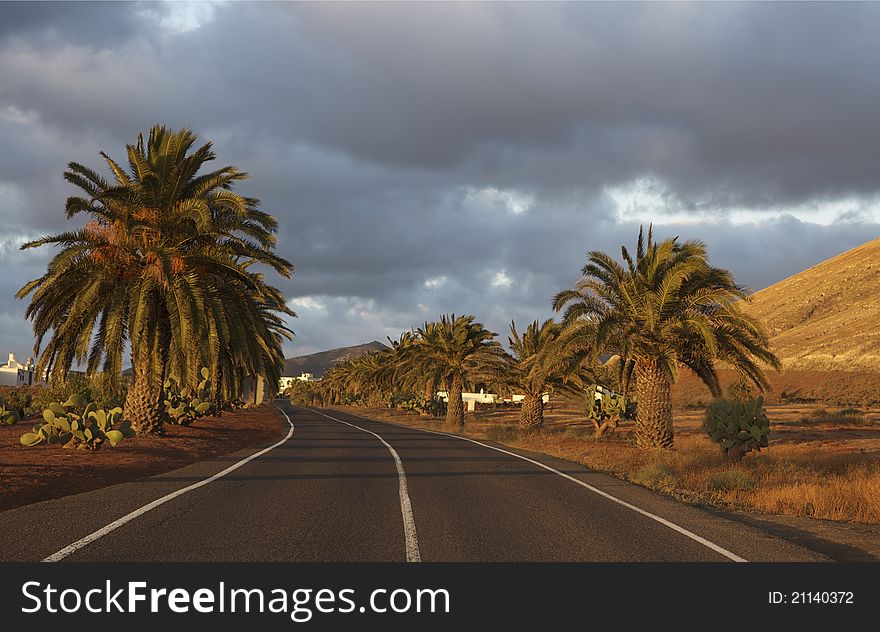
<box><xmin>20</xmin><ymin>395</ymin><xmax>133</xmax><ymax>449</ymax></box>
<box><xmin>164</xmin><ymin>368</ymin><xmax>215</xmax><ymax>425</ymax></box>
<box><xmin>0</xmin><ymin>396</ymin><xmax>21</xmax><ymax>425</ymax></box>
<box><xmin>703</xmin><ymin>396</ymin><xmax>770</xmax><ymax>460</ymax></box>
<box><xmin>584</xmin><ymin>385</ymin><xmax>633</xmax><ymax>436</ymax></box>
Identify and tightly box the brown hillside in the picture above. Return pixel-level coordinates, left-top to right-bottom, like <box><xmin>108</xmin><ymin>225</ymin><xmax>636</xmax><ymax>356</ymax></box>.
<box><xmin>743</xmin><ymin>236</ymin><xmax>880</xmax><ymax>371</ymax></box>
<box><xmin>283</xmin><ymin>341</ymin><xmax>388</xmax><ymax>378</ymax></box>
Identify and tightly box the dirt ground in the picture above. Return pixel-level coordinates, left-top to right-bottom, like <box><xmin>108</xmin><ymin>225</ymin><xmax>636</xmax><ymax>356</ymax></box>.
<box><xmin>672</xmin><ymin>368</ymin><xmax>880</xmax><ymax>408</ymax></box>
<box><xmin>456</xmin><ymin>398</ymin><xmax>880</xmax><ymax>457</ymax></box>
<box><xmin>0</xmin><ymin>405</ymin><xmax>287</xmax><ymax>513</ymax></box>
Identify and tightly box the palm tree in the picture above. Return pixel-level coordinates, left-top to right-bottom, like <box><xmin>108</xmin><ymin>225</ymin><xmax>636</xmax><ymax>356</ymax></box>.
<box><xmin>18</xmin><ymin>125</ymin><xmax>294</xmax><ymax>433</ymax></box>
<box><xmin>317</xmin><ymin>361</ymin><xmax>352</xmax><ymax>405</ymax></box>
<box><xmin>349</xmin><ymin>351</ymin><xmax>395</xmax><ymax>406</ymax></box>
<box><xmin>410</xmin><ymin>315</ymin><xmax>501</xmax><ymax>427</ymax></box>
<box><xmin>489</xmin><ymin>319</ymin><xmax>594</xmax><ymax>431</ymax></box>
<box><xmin>553</xmin><ymin>226</ymin><xmax>780</xmax><ymax>448</ymax></box>
<box><xmin>387</xmin><ymin>329</ymin><xmax>446</xmax><ymax>408</ymax></box>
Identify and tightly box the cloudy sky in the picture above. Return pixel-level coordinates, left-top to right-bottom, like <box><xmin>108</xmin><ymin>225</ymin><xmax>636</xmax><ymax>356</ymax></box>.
<box><xmin>1</xmin><ymin>1</ymin><xmax>879</xmax><ymax>360</ymax></box>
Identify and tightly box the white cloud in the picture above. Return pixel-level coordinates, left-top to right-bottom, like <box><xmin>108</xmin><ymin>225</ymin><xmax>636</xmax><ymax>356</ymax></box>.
<box><xmin>606</xmin><ymin>176</ymin><xmax>880</xmax><ymax>226</ymax></box>
<box><xmin>0</xmin><ymin>106</ymin><xmax>38</xmax><ymax>127</ymax></box>
<box><xmin>423</xmin><ymin>275</ymin><xmax>447</xmax><ymax>289</ymax></box>
<box><xmin>465</xmin><ymin>186</ymin><xmax>534</xmax><ymax>215</ymax></box>
<box><xmin>141</xmin><ymin>1</ymin><xmax>222</xmax><ymax>34</ymax></box>
<box><xmin>490</xmin><ymin>270</ymin><xmax>513</xmax><ymax>288</ymax></box>
<box><xmin>288</xmin><ymin>296</ymin><xmax>326</xmax><ymax>311</ymax></box>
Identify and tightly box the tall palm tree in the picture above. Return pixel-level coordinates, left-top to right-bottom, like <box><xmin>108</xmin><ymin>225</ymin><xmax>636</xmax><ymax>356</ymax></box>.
<box><xmin>18</xmin><ymin>126</ymin><xmax>294</xmax><ymax>433</ymax></box>
<box><xmin>410</xmin><ymin>314</ymin><xmax>501</xmax><ymax>427</ymax></box>
<box><xmin>489</xmin><ymin>319</ymin><xmax>594</xmax><ymax>431</ymax></box>
<box><xmin>388</xmin><ymin>329</ymin><xmax>446</xmax><ymax>407</ymax></box>
<box><xmin>349</xmin><ymin>351</ymin><xmax>395</xmax><ymax>406</ymax></box>
<box><xmin>553</xmin><ymin>226</ymin><xmax>780</xmax><ymax>448</ymax></box>
<box><xmin>317</xmin><ymin>361</ymin><xmax>352</xmax><ymax>405</ymax></box>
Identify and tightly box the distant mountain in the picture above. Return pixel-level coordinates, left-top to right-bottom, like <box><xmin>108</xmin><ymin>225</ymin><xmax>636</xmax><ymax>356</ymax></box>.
<box><xmin>743</xmin><ymin>236</ymin><xmax>880</xmax><ymax>371</ymax></box>
<box><xmin>282</xmin><ymin>341</ymin><xmax>389</xmax><ymax>378</ymax></box>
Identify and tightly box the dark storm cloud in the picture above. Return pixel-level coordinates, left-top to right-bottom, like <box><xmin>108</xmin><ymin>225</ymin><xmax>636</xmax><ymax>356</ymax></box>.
<box><xmin>1</xmin><ymin>2</ymin><xmax>879</xmax><ymax>358</ymax></box>
<box><xmin>0</xmin><ymin>1</ymin><xmax>152</xmax><ymax>46</ymax></box>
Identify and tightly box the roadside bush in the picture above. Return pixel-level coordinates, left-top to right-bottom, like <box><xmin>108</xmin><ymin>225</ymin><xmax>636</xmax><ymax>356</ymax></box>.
<box><xmin>0</xmin><ymin>396</ymin><xmax>23</xmax><ymax>424</ymax></box>
<box><xmin>0</xmin><ymin>386</ymin><xmax>42</xmax><ymax>424</ymax></box>
<box><xmin>222</xmin><ymin>398</ymin><xmax>248</xmax><ymax>412</ymax></box>
<box><xmin>26</xmin><ymin>373</ymin><xmax>126</xmax><ymax>414</ymax></box>
<box><xmin>287</xmin><ymin>380</ymin><xmax>319</xmax><ymax>407</ymax></box>
<box><xmin>393</xmin><ymin>394</ymin><xmax>447</xmax><ymax>417</ymax></box>
<box><xmin>726</xmin><ymin>378</ymin><xmax>755</xmax><ymax>402</ymax></box>
<box><xmin>632</xmin><ymin>463</ymin><xmax>679</xmax><ymax>489</ymax></box>
<box><xmin>20</xmin><ymin>394</ymin><xmax>134</xmax><ymax>449</ymax></box>
<box><xmin>707</xmin><ymin>470</ymin><xmax>757</xmax><ymax>492</ymax></box>
<box><xmin>703</xmin><ymin>397</ymin><xmax>770</xmax><ymax>461</ymax></box>
<box><xmin>803</xmin><ymin>408</ymin><xmax>866</xmax><ymax>426</ymax></box>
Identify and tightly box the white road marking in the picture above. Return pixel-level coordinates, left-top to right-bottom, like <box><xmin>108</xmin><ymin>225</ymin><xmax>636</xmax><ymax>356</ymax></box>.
<box><xmin>326</xmin><ymin>408</ymin><xmax>748</xmax><ymax>563</ymax></box>
<box><xmin>309</xmin><ymin>408</ymin><xmax>422</xmax><ymax>563</ymax></box>
<box><xmin>42</xmin><ymin>406</ymin><xmax>296</xmax><ymax>563</ymax></box>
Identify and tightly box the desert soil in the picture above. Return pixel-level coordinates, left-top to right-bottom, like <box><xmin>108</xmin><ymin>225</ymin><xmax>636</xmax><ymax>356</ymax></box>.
<box><xmin>0</xmin><ymin>404</ymin><xmax>287</xmax><ymax>513</ymax></box>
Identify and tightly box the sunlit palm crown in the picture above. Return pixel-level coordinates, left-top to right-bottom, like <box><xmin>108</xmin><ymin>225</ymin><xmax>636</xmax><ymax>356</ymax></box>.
<box><xmin>18</xmin><ymin>126</ymin><xmax>295</xmax><ymax>393</ymax></box>
<box><xmin>492</xmin><ymin>319</ymin><xmax>594</xmax><ymax>397</ymax></box>
<box><xmin>552</xmin><ymin>226</ymin><xmax>780</xmax><ymax>396</ymax></box>
<box><xmin>408</xmin><ymin>314</ymin><xmax>502</xmax><ymax>385</ymax></box>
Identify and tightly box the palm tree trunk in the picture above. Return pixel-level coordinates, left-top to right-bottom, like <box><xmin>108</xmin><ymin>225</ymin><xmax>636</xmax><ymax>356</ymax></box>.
<box><xmin>212</xmin><ymin>362</ymin><xmax>223</xmax><ymax>410</ymax></box>
<box><xmin>124</xmin><ymin>344</ymin><xmax>164</xmax><ymax>435</ymax></box>
<box><xmin>422</xmin><ymin>380</ymin><xmax>434</xmax><ymax>415</ymax></box>
<box><xmin>518</xmin><ymin>394</ymin><xmax>544</xmax><ymax>431</ymax></box>
<box><xmin>446</xmin><ymin>373</ymin><xmax>465</xmax><ymax>427</ymax></box>
<box><xmin>634</xmin><ymin>359</ymin><xmax>674</xmax><ymax>448</ymax></box>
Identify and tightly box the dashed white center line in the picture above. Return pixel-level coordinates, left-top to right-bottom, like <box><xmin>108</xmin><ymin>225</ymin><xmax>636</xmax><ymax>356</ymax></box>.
<box><xmin>308</xmin><ymin>408</ymin><xmax>422</xmax><ymax>563</ymax></box>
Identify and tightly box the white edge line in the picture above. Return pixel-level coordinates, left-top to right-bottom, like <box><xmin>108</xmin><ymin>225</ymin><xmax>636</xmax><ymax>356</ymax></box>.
<box><xmin>323</xmin><ymin>407</ymin><xmax>747</xmax><ymax>563</ymax></box>
<box><xmin>42</xmin><ymin>405</ymin><xmax>296</xmax><ymax>563</ymax></box>
<box><xmin>307</xmin><ymin>407</ymin><xmax>421</xmax><ymax>563</ymax></box>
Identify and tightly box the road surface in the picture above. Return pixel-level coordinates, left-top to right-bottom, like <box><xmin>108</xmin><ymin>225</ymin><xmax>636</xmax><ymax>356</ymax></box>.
<box><xmin>0</xmin><ymin>401</ymin><xmax>828</xmax><ymax>562</ymax></box>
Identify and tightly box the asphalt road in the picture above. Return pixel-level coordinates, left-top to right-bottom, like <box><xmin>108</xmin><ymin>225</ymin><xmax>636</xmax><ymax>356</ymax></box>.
<box><xmin>0</xmin><ymin>401</ymin><xmax>828</xmax><ymax>562</ymax></box>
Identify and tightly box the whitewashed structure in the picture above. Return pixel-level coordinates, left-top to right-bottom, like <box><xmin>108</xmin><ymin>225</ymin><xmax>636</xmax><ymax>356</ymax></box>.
<box><xmin>436</xmin><ymin>388</ymin><xmax>549</xmax><ymax>411</ymax></box>
<box><xmin>0</xmin><ymin>353</ymin><xmax>36</xmax><ymax>387</ymax></box>
<box><xmin>278</xmin><ymin>372</ymin><xmax>319</xmax><ymax>395</ymax></box>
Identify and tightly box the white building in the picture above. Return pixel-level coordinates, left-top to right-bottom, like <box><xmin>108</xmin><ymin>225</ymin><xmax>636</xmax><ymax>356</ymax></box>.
<box><xmin>278</xmin><ymin>372</ymin><xmax>319</xmax><ymax>394</ymax></box>
<box><xmin>436</xmin><ymin>388</ymin><xmax>549</xmax><ymax>411</ymax></box>
<box><xmin>0</xmin><ymin>353</ymin><xmax>36</xmax><ymax>387</ymax></box>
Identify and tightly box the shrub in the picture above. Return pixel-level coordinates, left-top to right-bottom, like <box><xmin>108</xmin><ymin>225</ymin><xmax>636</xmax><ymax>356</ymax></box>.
<box><xmin>707</xmin><ymin>470</ymin><xmax>757</xmax><ymax>492</ymax></box>
<box><xmin>632</xmin><ymin>463</ymin><xmax>679</xmax><ymax>489</ymax></box>
<box><xmin>287</xmin><ymin>379</ymin><xmax>319</xmax><ymax>406</ymax></box>
<box><xmin>20</xmin><ymin>394</ymin><xmax>134</xmax><ymax>449</ymax></box>
<box><xmin>804</xmin><ymin>408</ymin><xmax>866</xmax><ymax>426</ymax></box>
<box><xmin>0</xmin><ymin>389</ymin><xmax>38</xmax><ymax>421</ymax></box>
<box><xmin>726</xmin><ymin>378</ymin><xmax>755</xmax><ymax>402</ymax></box>
<box><xmin>703</xmin><ymin>396</ymin><xmax>770</xmax><ymax>461</ymax></box>
<box><xmin>392</xmin><ymin>394</ymin><xmax>447</xmax><ymax>417</ymax></box>
<box><xmin>0</xmin><ymin>396</ymin><xmax>22</xmax><ymax>425</ymax></box>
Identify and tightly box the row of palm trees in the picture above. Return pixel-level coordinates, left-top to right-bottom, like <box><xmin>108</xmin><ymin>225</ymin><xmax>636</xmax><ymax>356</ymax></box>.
<box><xmin>318</xmin><ymin>227</ymin><xmax>780</xmax><ymax>448</ymax></box>
<box><xmin>18</xmin><ymin>126</ymin><xmax>294</xmax><ymax>434</ymax></box>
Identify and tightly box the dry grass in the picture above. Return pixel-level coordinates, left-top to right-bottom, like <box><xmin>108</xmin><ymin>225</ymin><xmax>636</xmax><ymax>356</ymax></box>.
<box><xmin>334</xmin><ymin>401</ymin><xmax>880</xmax><ymax>525</ymax></box>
